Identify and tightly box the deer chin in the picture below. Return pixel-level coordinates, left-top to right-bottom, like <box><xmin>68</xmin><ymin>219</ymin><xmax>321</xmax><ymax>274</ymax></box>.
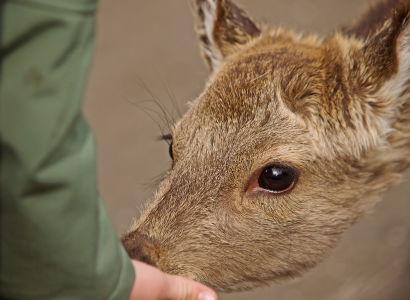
<box><xmin>122</xmin><ymin>221</ymin><xmax>342</xmax><ymax>293</ymax></box>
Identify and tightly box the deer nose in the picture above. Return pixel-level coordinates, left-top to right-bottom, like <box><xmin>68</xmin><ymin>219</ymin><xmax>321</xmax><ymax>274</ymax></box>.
<box><xmin>120</xmin><ymin>231</ymin><xmax>158</xmax><ymax>267</ymax></box>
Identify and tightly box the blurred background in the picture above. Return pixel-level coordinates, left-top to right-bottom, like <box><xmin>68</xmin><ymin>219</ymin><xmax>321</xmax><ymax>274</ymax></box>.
<box><xmin>82</xmin><ymin>0</ymin><xmax>410</xmax><ymax>299</ymax></box>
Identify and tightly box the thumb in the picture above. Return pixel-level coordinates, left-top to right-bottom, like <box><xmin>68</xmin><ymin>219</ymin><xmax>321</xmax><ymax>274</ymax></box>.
<box><xmin>165</xmin><ymin>274</ymin><xmax>218</xmax><ymax>300</ymax></box>
<box><xmin>128</xmin><ymin>260</ymin><xmax>218</xmax><ymax>300</ymax></box>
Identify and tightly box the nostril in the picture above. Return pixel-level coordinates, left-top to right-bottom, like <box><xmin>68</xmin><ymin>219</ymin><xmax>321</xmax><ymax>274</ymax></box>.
<box><xmin>120</xmin><ymin>231</ymin><xmax>158</xmax><ymax>267</ymax></box>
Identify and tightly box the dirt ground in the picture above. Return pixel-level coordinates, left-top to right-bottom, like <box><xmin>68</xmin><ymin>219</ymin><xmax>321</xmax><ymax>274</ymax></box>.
<box><xmin>83</xmin><ymin>1</ymin><xmax>410</xmax><ymax>299</ymax></box>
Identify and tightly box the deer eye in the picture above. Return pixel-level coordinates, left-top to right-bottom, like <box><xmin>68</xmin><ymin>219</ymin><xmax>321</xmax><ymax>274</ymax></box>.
<box><xmin>258</xmin><ymin>166</ymin><xmax>296</xmax><ymax>193</ymax></box>
<box><xmin>169</xmin><ymin>141</ymin><xmax>174</xmax><ymax>160</ymax></box>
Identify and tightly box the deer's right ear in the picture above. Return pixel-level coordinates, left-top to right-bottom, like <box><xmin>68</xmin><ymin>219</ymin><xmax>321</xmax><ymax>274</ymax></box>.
<box><xmin>190</xmin><ymin>0</ymin><xmax>261</xmax><ymax>71</ymax></box>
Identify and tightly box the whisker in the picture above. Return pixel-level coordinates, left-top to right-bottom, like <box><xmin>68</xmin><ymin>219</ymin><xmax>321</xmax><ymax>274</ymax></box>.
<box><xmin>248</xmin><ymin>70</ymin><xmax>271</xmax><ymax>83</ymax></box>
<box><xmin>140</xmin><ymin>171</ymin><xmax>169</xmax><ymax>191</ymax></box>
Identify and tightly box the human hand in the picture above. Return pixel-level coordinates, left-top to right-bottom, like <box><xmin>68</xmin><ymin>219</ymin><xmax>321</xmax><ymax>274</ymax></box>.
<box><xmin>127</xmin><ymin>260</ymin><xmax>218</xmax><ymax>300</ymax></box>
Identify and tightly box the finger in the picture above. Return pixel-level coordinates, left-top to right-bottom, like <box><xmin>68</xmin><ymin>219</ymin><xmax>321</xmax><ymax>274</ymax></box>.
<box><xmin>128</xmin><ymin>260</ymin><xmax>168</xmax><ymax>300</ymax></box>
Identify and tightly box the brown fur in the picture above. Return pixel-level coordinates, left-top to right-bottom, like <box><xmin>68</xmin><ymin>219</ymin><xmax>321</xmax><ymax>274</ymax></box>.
<box><xmin>121</xmin><ymin>0</ymin><xmax>410</xmax><ymax>293</ymax></box>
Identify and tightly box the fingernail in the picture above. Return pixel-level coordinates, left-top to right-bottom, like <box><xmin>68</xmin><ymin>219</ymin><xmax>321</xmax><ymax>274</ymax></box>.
<box><xmin>198</xmin><ymin>291</ymin><xmax>216</xmax><ymax>300</ymax></box>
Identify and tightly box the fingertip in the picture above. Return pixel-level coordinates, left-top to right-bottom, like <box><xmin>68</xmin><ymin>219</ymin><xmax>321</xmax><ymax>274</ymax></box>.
<box><xmin>181</xmin><ymin>278</ymin><xmax>218</xmax><ymax>300</ymax></box>
<box><xmin>167</xmin><ymin>275</ymin><xmax>218</xmax><ymax>300</ymax></box>
<box><xmin>198</xmin><ymin>291</ymin><xmax>217</xmax><ymax>300</ymax></box>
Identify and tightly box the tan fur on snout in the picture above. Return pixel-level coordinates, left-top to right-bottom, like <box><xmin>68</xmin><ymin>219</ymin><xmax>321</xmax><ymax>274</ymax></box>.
<box><xmin>122</xmin><ymin>0</ymin><xmax>410</xmax><ymax>293</ymax></box>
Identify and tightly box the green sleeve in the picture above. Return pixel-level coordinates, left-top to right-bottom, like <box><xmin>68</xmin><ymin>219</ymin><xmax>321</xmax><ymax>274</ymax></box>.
<box><xmin>0</xmin><ymin>1</ymin><xmax>135</xmax><ymax>299</ymax></box>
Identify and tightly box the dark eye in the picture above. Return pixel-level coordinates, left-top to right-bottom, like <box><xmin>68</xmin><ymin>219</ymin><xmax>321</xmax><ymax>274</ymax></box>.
<box><xmin>258</xmin><ymin>166</ymin><xmax>296</xmax><ymax>193</ymax></box>
<box><xmin>169</xmin><ymin>141</ymin><xmax>174</xmax><ymax>160</ymax></box>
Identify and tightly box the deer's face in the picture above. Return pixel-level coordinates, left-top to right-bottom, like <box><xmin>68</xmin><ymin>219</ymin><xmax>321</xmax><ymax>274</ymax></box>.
<box><xmin>122</xmin><ymin>0</ymin><xmax>410</xmax><ymax>292</ymax></box>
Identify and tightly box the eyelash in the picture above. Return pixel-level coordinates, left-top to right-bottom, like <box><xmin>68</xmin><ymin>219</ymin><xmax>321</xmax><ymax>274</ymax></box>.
<box><xmin>160</xmin><ymin>133</ymin><xmax>173</xmax><ymax>142</ymax></box>
<box><xmin>159</xmin><ymin>133</ymin><xmax>174</xmax><ymax>161</ymax></box>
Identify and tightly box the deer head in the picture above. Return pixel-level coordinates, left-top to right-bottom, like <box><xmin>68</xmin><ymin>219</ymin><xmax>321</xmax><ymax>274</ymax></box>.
<box><xmin>122</xmin><ymin>0</ymin><xmax>410</xmax><ymax>292</ymax></box>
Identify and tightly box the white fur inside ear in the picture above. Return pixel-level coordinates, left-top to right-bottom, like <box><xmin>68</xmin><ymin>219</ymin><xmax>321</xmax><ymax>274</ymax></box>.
<box><xmin>379</xmin><ymin>26</ymin><xmax>410</xmax><ymax>100</ymax></box>
<box><xmin>369</xmin><ymin>25</ymin><xmax>410</xmax><ymax>149</ymax></box>
<box><xmin>199</xmin><ymin>0</ymin><xmax>224</xmax><ymax>69</ymax></box>
<box><xmin>201</xmin><ymin>0</ymin><xmax>217</xmax><ymax>39</ymax></box>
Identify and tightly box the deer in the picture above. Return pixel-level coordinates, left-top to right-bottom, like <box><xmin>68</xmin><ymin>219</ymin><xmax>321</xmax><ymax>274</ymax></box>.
<box><xmin>121</xmin><ymin>0</ymin><xmax>410</xmax><ymax>293</ymax></box>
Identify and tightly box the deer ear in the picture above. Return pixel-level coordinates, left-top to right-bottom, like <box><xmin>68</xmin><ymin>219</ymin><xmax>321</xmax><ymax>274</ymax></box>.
<box><xmin>190</xmin><ymin>0</ymin><xmax>261</xmax><ymax>71</ymax></box>
<box><xmin>362</xmin><ymin>2</ymin><xmax>410</xmax><ymax>99</ymax></box>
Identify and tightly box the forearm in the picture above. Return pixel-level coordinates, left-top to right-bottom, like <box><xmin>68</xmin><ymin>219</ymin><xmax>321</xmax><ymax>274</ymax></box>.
<box><xmin>0</xmin><ymin>1</ymin><xmax>134</xmax><ymax>299</ymax></box>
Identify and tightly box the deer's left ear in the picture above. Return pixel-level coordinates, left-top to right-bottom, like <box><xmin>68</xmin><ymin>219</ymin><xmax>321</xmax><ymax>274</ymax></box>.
<box><xmin>190</xmin><ymin>0</ymin><xmax>261</xmax><ymax>71</ymax></box>
<box><xmin>362</xmin><ymin>2</ymin><xmax>410</xmax><ymax>99</ymax></box>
